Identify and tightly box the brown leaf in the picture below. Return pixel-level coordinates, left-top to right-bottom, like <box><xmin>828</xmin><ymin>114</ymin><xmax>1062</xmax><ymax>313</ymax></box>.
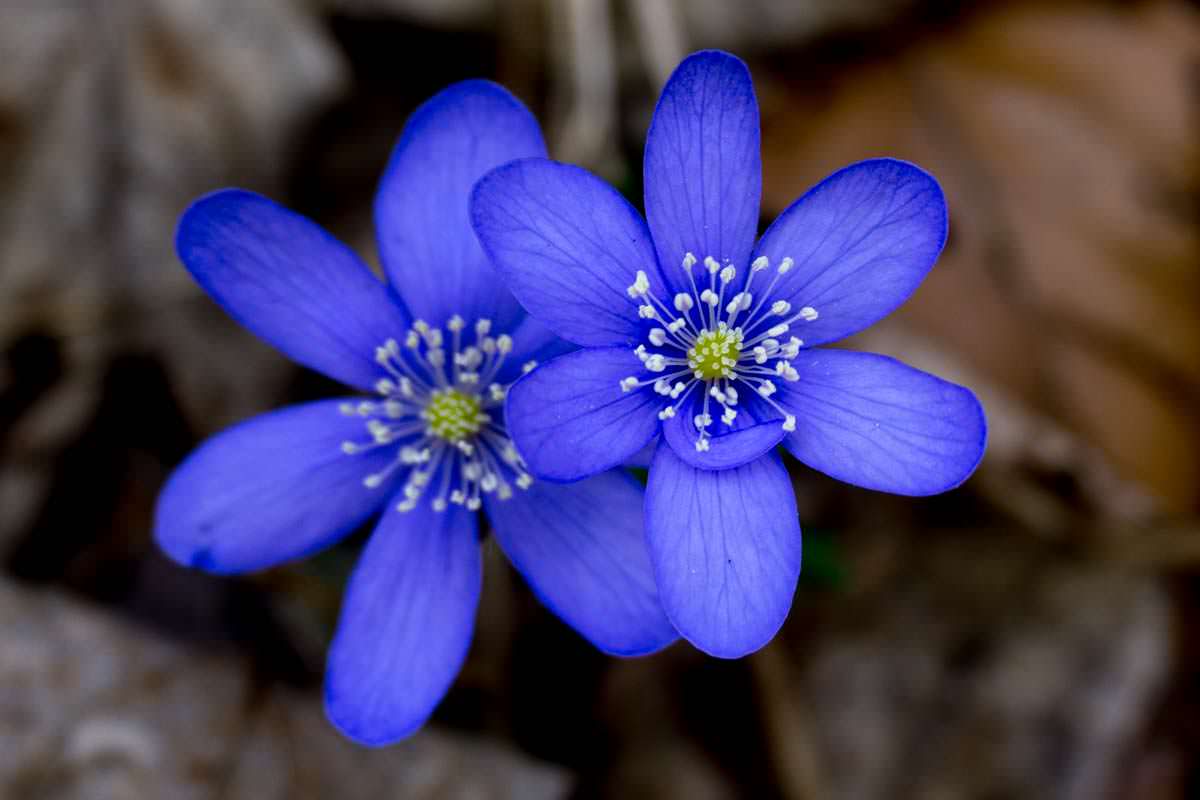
<box><xmin>760</xmin><ymin>1</ymin><xmax>1200</xmax><ymax>510</ymax></box>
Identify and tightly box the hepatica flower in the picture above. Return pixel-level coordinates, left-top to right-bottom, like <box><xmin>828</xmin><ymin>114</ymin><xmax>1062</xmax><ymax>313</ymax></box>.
<box><xmin>154</xmin><ymin>81</ymin><xmax>676</xmax><ymax>746</ymax></box>
<box><xmin>471</xmin><ymin>51</ymin><xmax>987</xmax><ymax>658</ymax></box>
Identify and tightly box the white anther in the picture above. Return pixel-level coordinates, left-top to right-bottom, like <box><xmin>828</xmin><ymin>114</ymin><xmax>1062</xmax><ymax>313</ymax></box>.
<box><xmin>799</xmin><ymin>306</ymin><xmax>819</xmax><ymax>321</ymax></box>
<box><xmin>490</xmin><ymin>384</ymin><xmax>505</xmax><ymax>402</ymax></box>
<box><xmin>751</xmin><ymin>256</ymin><xmax>769</xmax><ymax>272</ymax></box>
<box><xmin>413</xmin><ymin>320</ymin><xmax>430</xmax><ymax>334</ymax></box>
<box><xmin>475</xmin><ymin>318</ymin><xmax>492</xmax><ymax>337</ymax></box>
<box><xmin>648</xmin><ymin>328</ymin><xmax>667</xmax><ymax>346</ymax></box>
<box><xmin>695</xmin><ymin>438</ymin><xmax>711</xmax><ymax>452</ymax></box>
<box><xmin>638</xmin><ymin>304</ymin><xmax>657</xmax><ymax>319</ymax></box>
<box><xmin>374</xmin><ymin>378</ymin><xmax>395</xmax><ymax>395</ymax></box>
<box><xmin>481</xmin><ymin>473</ymin><xmax>498</xmax><ymax>492</ymax></box>
<box><xmin>480</xmin><ymin>337</ymin><xmax>496</xmax><ymax>354</ymax></box>
<box><xmin>431</xmin><ymin>498</ymin><xmax>448</xmax><ymax>512</ymax></box>
<box><xmin>405</xmin><ymin>331</ymin><xmax>420</xmax><ymax>349</ymax></box>
<box><xmin>699</xmin><ymin>289</ymin><xmax>719</xmax><ymax>307</ymax></box>
<box><xmin>778</xmin><ymin>257</ymin><xmax>794</xmax><ymax>274</ymax></box>
<box><xmin>497</xmin><ymin>484</ymin><xmax>513</xmax><ymax>500</ymax></box>
<box><xmin>674</xmin><ymin>293</ymin><xmax>694</xmax><ymax>312</ymax></box>
<box><xmin>425</xmin><ymin>329</ymin><xmax>443</xmax><ymax>348</ymax></box>
<box><xmin>694</xmin><ymin>413</ymin><xmax>712</xmax><ymax>430</ymax></box>
<box><xmin>704</xmin><ymin>256</ymin><xmax>721</xmax><ymax>274</ymax></box>
<box><xmin>620</xmin><ymin>377</ymin><xmax>640</xmax><ymax>392</ymax></box>
<box><xmin>340</xmin><ymin>441</ymin><xmax>358</xmax><ymax>454</ymax></box>
<box><xmin>496</xmin><ymin>334</ymin><xmax>513</xmax><ymax>354</ymax></box>
<box><xmin>654</xmin><ymin>378</ymin><xmax>672</xmax><ymax>395</ymax></box>
<box><xmin>522</xmin><ymin>360</ymin><xmax>538</xmax><ymax>373</ymax></box>
<box><xmin>753</xmin><ymin>346</ymin><xmax>768</xmax><ymax>364</ymax></box>
<box><xmin>725</xmin><ymin>386</ymin><xmax>739</xmax><ymax>404</ymax></box>
<box><xmin>363</xmin><ymin>473</ymin><xmax>385</xmax><ymax>489</ymax></box>
<box><xmin>339</xmin><ymin>403</ymin><xmax>356</xmax><ymax>416</ymax></box>
<box><xmin>466</xmin><ymin>497</ymin><xmax>482</xmax><ymax>511</ymax></box>
<box><xmin>709</xmin><ymin>384</ymin><xmax>725</xmax><ymax>400</ymax></box>
<box><xmin>783</xmin><ymin>415</ymin><xmax>797</xmax><ymax>432</ymax></box>
<box><xmin>721</xmin><ymin>408</ymin><xmax>737</xmax><ymax>425</ymax></box>
<box><xmin>626</xmin><ymin>270</ymin><xmax>651</xmax><ymax>298</ymax></box>
<box><xmin>757</xmin><ymin>380</ymin><xmax>777</xmax><ymax>398</ymax></box>
<box><xmin>398</xmin><ymin>499</ymin><xmax>417</xmax><ymax>512</ymax></box>
<box><xmin>384</xmin><ymin>401</ymin><xmax>404</xmax><ymax>417</ymax></box>
<box><xmin>670</xmin><ymin>382</ymin><xmax>687</xmax><ymax>399</ymax></box>
<box><xmin>719</xmin><ymin>266</ymin><xmax>736</xmax><ymax>284</ymax></box>
<box><xmin>767</xmin><ymin>323</ymin><xmax>790</xmax><ymax>337</ymax></box>
<box><xmin>398</xmin><ymin>377</ymin><xmax>414</xmax><ymax>397</ymax></box>
<box><xmin>682</xmin><ymin>252</ymin><xmax>697</xmax><ymax>269</ymax></box>
<box><xmin>645</xmin><ymin>354</ymin><xmax>667</xmax><ymax>372</ymax></box>
<box><xmin>427</xmin><ymin>349</ymin><xmax>445</xmax><ymax>367</ymax></box>
<box><xmin>771</xmin><ymin>300</ymin><xmax>791</xmax><ymax>316</ymax></box>
<box><xmin>668</xmin><ymin>319</ymin><xmax>687</xmax><ymax>333</ymax></box>
<box><xmin>635</xmin><ymin>345</ymin><xmax>649</xmax><ymax>362</ymax></box>
<box><xmin>516</xmin><ymin>474</ymin><xmax>533</xmax><ymax>489</ymax></box>
<box><xmin>658</xmin><ymin>406</ymin><xmax>676</xmax><ymax>420</ymax></box>
<box><xmin>447</xmin><ymin>315</ymin><xmax>465</xmax><ymax>331</ymax></box>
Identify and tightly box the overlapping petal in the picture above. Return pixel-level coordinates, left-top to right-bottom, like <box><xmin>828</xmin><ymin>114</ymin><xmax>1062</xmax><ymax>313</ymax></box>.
<box><xmin>471</xmin><ymin>159</ymin><xmax>665</xmax><ymax>347</ymax></box>
<box><xmin>176</xmin><ymin>190</ymin><xmax>410</xmax><ymax>391</ymax></box>
<box><xmin>777</xmin><ymin>348</ymin><xmax>986</xmax><ymax>495</ymax></box>
<box><xmin>486</xmin><ymin>471</ymin><xmax>678</xmax><ymax>656</ymax></box>
<box><xmin>375</xmin><ymin>80</ymin><xmax>546</xmax><ymax>330</ymax></box>
<box><xmin>154</xmin><ymin>400</ymin><xmax>394</xmax><ymax>574</ymax></box>
<box><xmin>325</xmin><ymin>503</ymin><xmax>481</xmax><ymax>746</ymax></box>
<box><xmin>661</xmin><ymin>395</ymin><xmax>785</xmax><ymax>470</ymax></box>
<box><xmin>752</xmin><ymin>159</ymin><xmax>947</xmax><ymax>346</ymax></box>
<box><xmin>505</xmin><ymin>348</ymin><xmax>662</xmax><ymax>481</ymax></box>
<box><xmin>645</xmin><ymin>444</ymin><xmax>801</xmax><ymax>658</ymax></box>
<box><xmin>495</xmin><ymin>312</ymin><xmax>576</xmax><ymax>385</ymax></box>
<box><xmin>644</xmin><ymin>50</ymin><xmax>761</xmax><ymax>287</ymax></box>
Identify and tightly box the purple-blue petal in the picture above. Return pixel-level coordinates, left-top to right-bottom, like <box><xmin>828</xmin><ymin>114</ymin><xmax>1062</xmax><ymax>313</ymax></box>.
<box><xmin>325</xmin><ymin>503</ymin><xmax>481</xmax><ymax>746</ymax></box>
<box><xmin>645</xmin><ymin>444</ymin><xmax>801</xmax><ymax>658</ymax></box>
<box><xmin>495</xmin><ymin>312</ymin><xmax>575</xmax><ymax>385</ymax></box>
<box><xmin>751</xmin><ymin>159</ymin><xmax>947</xmax><ymax>346</ymax></box>
<box><xmin>375</xmin><ymin>80</ymin><xmax>546</xmax><ymax>330</ymax></box>
<box><xmin>644</xmin><ymin>50</ymin><xmax>761</xmax><ymax>287</ymax></box>
<box><xmin>471</xmin><ymin>158</ymin><xmax>665</xmax><ymax>347</ymax></box>
<box><xmin>154</xmin><ymin>399</ymin><xmax>393</xmax><ymax>574</ymax></box>
<box><xmin>661</xmin><ymin>393</ymin><xmax>786</xmax><ymax>470</ymax></box>
<box><xmin>176</xmin><ymin>190</ymin><xmax>411</xmax><ymax>391</ymax></box>
<box><xmin>505</xmin><ymin>347</ymin><xmax>662</xmax><ymax>482</ymax></box>
<box><xmin>485</xmin><ymin>471</ymin><xmax>677</xmax><ymax>656</ymax></box>
<box><xmin>776</xmin><ymin>348</ymin><xmax>986</xmax><ymax>495</ymax></box>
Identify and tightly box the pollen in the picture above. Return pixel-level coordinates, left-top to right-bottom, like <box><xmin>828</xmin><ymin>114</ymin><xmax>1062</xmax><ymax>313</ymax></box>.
<box><xmin>422</xmin><ymin>388</ymin><xmax>483</xmax><ymax>442</ymax></box>
<box><xmin>688</xmin><ymin>326</ymin><xmax>743</xmax><ymax>380</ymax></box>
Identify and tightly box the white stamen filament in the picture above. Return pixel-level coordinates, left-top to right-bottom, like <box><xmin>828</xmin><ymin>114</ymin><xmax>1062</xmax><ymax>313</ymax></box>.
<box><xmin>619</xmin><ymin>252</ymin><xmax>817</xmax><ymax>451</ymax></box>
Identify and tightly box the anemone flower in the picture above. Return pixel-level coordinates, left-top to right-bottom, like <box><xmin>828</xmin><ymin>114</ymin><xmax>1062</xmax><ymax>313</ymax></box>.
<box><xmin>155</xmin><ymin>80</ymin><xmax>676</xmax><ymax>746</ymax></box>
<box><xmin>471</xmin><ymin>51</ymin><xmax>986</xmax><ymax>659</ymax></box>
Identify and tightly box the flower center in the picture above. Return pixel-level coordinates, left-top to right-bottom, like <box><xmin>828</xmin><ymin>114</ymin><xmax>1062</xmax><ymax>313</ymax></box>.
<box><xmin>338</xmin><ymin>315</ymin><xmax>537</xmax><ymax>513</ymax></box>
<box><xmin>688</xmin><ymin>325</ymin><xmax>743</xmax><ymax>380</ymax></box>
<box><xmin>423</xmin><ymin>389</ymin><xmax>483</xmax><ymax>442</ymax></box>
<box><xmin>621</xmin><ymin>253</ymin><xmax>823</xmax><ymax>451</ymax></box>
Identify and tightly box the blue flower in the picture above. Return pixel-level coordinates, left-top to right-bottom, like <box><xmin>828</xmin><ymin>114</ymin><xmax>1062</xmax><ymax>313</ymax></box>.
<box><xmin>154</xmin><ymin>81</ymin><xmax>677</xmax><ymax>746</ymax></box>
<box><xmin>470</xmin><ymin>51</ymin><xmax>987</xmax><ymax>659</ymax></box>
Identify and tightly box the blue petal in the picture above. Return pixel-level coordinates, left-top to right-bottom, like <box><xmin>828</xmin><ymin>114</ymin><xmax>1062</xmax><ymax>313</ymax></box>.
<box><xmin>505</xmin><ymin>347</ymin><xmax>662</xmax><ymax>482</ymax></box>
<box><xmin>644</xmin><ymin>50</ymin><xmax>761</xmax><ymax>286</ymax></box>
<box><xmin>495</xmin><ymin>313</ymin><xmax>576</xmax><ymax>385</ymax></box>
<box><xmin>471</xmin><ymin>158</ymin><xmax>665</xmax><ymax>347</ymax></box>
<box><xmin>645</xmin><ymin>444</ymin><xmax>801</xmax><ymax>658</ymax></box>
<box><xmin>154</xmin><ymin>399</ymin><xmax>394</xmax><ymax>574</ymax></box>
<box><xmin>776</xmin><ymin>348</ymin><xmax>986</xmax><ymax>495</ymax></box>
<box><xmin>661</xmin><ymin>394</ymin><xmax>786</xmax><ymax>470</ymax></box>
<box><xmin>751</xmin><ymin>159</ymin><xmax>947</xmax><ymax>346</ymax></box>
<box><xmin>325</xmin><ymin>503</ymin><xmax>481</xmax><ymax>746</ymax></box>
<box><xmin>176</xmin><ymin>190</ymin><xmax>410</xmax><ymax>392</ymax></box>
<box><xmin>375</xmin><ymin>80</ymin><xmax>546</xmax><ymax>330</ymax></box>
<box><xmin>485</xmin><ymin>471</ymin><xmax>677</xmax><ymax>656</ymax></box>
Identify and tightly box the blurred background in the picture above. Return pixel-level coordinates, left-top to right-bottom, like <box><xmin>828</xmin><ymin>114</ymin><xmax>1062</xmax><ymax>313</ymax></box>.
<box><xmin>1</xmin><ymin>0</ymin><xmax>1198</xmax><ymax>797</ymax></box>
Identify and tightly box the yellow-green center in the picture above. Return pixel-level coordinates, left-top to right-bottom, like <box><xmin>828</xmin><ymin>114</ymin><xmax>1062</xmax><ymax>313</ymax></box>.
<box><xmin>688</xmin><ymin>327</ymin><xmax>743</xmax><ymax>380</ymax></box>
<box><xmin>423</xmin><ymin>389</ymin><xmax>482</xmax><ymax>442</ymax></box>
